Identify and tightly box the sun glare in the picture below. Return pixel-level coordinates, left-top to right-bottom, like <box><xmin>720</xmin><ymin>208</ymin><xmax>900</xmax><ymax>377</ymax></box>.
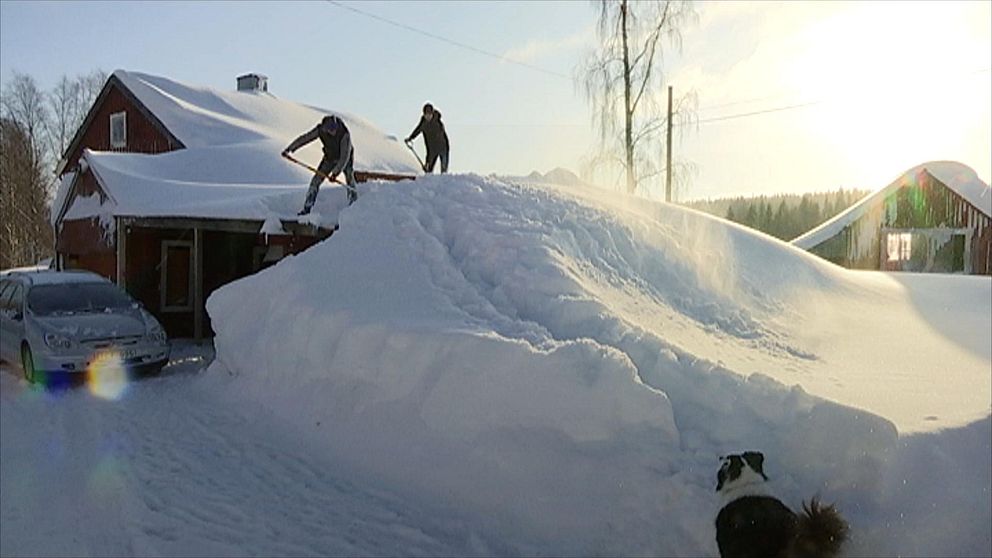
<box><xmin>785</xmin><ymin>1</ymin><xmax>991</xmax><ymax>184</ymax></box>
<box><xmin>87</xmin><ymin>350</ymin><xmax>129</xmax><ymax>400</ymax></box>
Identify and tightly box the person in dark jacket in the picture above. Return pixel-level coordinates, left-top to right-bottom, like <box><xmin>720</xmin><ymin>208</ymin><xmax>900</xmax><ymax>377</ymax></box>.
<box><xmin>283</xmin><ymin>115</ymin><xmax>357</xmax><ymax>214</ymax></box>
<box><xmin>405</xmin><ymin>103</ymin><xmax>449</xmax><ymax>173</ymax></box>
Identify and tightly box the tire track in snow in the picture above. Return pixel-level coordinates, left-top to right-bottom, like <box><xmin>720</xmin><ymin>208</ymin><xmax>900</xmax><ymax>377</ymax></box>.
<box><xmin>1</xmin><ymin>365</ymin><xmax>472</xmax><ymax>557</ymax></box>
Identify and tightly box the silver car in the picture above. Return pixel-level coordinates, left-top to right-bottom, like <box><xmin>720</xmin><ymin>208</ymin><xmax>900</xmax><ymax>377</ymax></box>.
<box><xmin>0</xmin><ymin>269</ymin><xmax>170</xmax><ymax>383</ymax></box>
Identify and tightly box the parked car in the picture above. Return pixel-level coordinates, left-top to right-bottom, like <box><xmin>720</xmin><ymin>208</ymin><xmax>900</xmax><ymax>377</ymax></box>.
<box><xmin>0</xmin><ymin>269</ymin><xmax>170</xmax><ymax>383</ymax></box>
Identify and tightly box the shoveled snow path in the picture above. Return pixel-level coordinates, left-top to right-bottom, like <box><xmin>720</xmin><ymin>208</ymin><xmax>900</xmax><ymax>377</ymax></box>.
<box><xmin>0</xmin><ymin>357</ymin><xmax>476</xmax><ymax>558</ymax></box>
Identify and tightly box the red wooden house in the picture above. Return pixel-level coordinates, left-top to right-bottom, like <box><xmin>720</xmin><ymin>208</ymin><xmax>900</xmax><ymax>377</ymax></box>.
<box><xmin>52</xmin><ymin>71</ymin><xmax>420</xmax><ymax>338</ymax></box>
<box><xmin>793</xmin><ymin>161</ymin><xmax>992</xmax><ymax>275</ymax></box>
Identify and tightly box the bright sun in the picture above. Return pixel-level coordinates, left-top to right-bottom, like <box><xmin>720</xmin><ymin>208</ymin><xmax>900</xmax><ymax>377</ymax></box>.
<box><xmin>788</xmin><ymin>1</ymin><xmax>991</xmax><ymax>182</ymax></box>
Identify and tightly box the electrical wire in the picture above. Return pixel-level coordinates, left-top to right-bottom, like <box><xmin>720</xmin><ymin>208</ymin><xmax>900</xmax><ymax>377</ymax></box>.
<box><xmin>325</xmin><ymin>0</ymin><xmax>571</xmax><ymax>80</ymax></box>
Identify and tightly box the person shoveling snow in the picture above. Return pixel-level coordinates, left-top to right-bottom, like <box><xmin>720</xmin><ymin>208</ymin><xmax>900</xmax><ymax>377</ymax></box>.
<box><xmin>405</xmin><ymin>103</ymin><xmax>449</xmax><ymax>174</ymax></box>
<box><xmin>283</xmin><ymin>115</ymin><xmax>357</xmax><ymax>214</ymax></box>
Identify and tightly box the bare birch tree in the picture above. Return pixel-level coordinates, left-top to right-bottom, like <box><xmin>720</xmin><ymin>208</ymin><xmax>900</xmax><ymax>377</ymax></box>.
<box><xmin>1</xmin><ymin>117</ymin><xmax>51</xmax><ymax>268</ymax></box>
<box><xmin>1</xmin><ymin>72</ymin><xmax>50</xmax><ymax>174</ymax></box>
<box><xmin>47</xmin><ymin>70</ymin><xmax>107</xmax><ymax>163</ymax></box>
<box><xmin>580</xmin><ymin>0</ymin><xmax>697</xmax><ymax>197</ymax></box>
<box><xmin>0</xmin><ymin>70</ymin><xmax>106</xmax><ymax>268</ymax></box>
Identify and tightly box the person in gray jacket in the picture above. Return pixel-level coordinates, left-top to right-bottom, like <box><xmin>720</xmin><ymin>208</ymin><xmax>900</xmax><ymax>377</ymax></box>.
<box><xmin>405</xmin><ymin>103</ymin><xmax>449</xmax><ymax>173</ymax></box>
<box><xmin>283</xmin><ymin>115</ymin><xmax>356</xmax><ymax>214</ymax></box>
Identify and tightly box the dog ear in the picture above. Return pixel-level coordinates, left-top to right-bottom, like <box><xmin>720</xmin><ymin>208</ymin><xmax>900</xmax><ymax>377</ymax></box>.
<box><xmin>742</xmin><ymin>451</ymin><xmax>767</xmax><ymax>479</ymax></box>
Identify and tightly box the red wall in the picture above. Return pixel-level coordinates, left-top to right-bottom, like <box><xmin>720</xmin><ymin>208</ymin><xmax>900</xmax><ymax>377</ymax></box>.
<box><xmin>62</xmin><ymin>80</ymin><xmax>178</xmax><ymax>172</ymax></box>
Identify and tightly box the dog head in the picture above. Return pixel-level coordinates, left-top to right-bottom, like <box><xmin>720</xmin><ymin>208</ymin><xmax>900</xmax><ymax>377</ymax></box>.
<box><xmin>716</xmin><ymin>451</ymin><xmax>769</xmax><ymax>494</ymax></box>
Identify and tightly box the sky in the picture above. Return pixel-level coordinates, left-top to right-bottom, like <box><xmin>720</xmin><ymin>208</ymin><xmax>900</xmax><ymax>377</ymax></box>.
<box><xmin>1</xmin><ymin>0</ymin><xmax>989</xmax><ymax>201</ymax></box>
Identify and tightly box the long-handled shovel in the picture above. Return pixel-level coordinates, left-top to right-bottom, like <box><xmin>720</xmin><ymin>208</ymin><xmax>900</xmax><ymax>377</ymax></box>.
<box><xmin>282</xmin><ymin>152</ymin><xmax>357</xmax><ymax>208</ymax></box>
<box><xmin>282</xmin><ymin>152</ymin><xmax>343</xmax><ymax>184</ymax></box>
<box><xmin>404</xmin><ymin>140</ymin><xmax>426</xmax><ymax>172</ymax></box>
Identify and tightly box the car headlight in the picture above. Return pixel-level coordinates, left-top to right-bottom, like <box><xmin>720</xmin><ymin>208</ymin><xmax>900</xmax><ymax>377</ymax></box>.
<box><xmin>44</xmin><ymin>333</ymin><xmax>73</xmax><ymax>349</ymax></box>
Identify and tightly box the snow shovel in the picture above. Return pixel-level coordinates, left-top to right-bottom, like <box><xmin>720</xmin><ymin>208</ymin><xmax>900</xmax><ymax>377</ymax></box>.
<box><xmin>404</xmin><ymin>140</ymin><xmax>427</xmax><ymax>172</ymax></box>
<box><xmin>282</xmin><ymin>152</ymin><xmax>343</xmax><ymax>184</ymax></box>
<box><xmin>281</xmin><ymin>152</ymin><xmax>358</xmax><ymax>205</ymax></box>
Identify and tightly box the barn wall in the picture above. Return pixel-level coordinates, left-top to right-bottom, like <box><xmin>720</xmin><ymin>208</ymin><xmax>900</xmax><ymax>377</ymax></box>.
<box><xmin>822</xmin><ymin>170</ymin><xmax>991</xmax><ymax>274</ymax></box>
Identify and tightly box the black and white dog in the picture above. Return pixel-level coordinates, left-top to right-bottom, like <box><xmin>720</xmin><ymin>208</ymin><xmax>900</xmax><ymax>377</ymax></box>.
<box><xmin>715</xmin><ymin>451</ymin><xmax>848</xmax><ymax>558</ymax></box>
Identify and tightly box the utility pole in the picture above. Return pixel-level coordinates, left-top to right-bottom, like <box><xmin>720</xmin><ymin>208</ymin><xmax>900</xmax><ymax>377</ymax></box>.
<box><xmin>666</xmin><ymin>85</ymin><xmax>673</xmax><ymax>202</ymax></box>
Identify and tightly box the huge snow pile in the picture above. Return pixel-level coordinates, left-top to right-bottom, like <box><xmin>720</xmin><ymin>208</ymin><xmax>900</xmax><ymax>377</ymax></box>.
<box><xmin>207</xmin><ymin>174</ymin><xmax>991</xmax><ymax>556</ymax></box>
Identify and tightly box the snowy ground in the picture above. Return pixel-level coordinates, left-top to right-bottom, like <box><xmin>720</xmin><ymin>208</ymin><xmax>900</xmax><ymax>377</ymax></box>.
<box><xmin>2</xmin><ymin>174</ymin><xmax>990</xmax><ymax>557</ymax></box>
<box><xmin>1</xmin><ymin>343</ymin><xmax>485</xmax><ymax>557</ymax></box>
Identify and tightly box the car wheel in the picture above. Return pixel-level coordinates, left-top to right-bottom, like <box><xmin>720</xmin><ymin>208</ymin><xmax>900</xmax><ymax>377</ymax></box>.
<box><xmin>21</xmin><ymin>343</ymin><xmax>36</xmax><ymax>384</ymax></box>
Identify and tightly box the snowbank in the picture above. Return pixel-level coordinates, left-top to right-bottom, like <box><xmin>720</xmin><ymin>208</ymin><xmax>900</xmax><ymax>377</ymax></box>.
<box><xmin>207</xmin><ymin>174</ymin><xmax>990</xmax><ymax>556</ymax></box>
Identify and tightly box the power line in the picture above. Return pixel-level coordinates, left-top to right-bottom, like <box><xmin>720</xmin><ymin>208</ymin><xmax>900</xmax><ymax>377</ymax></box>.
<box><xmin>697</xmin><ymin>93</ymin><xmax>803</xmax><ymax>113</ymax></box>
<box><xmin>324</xmin><ymin>1</ymin><xmax>990</xmax><ymax>128</ymax></box>
<box><xmin>325</xmin><ymin>0</ymin><xmax>571</xmax><ymax>80</ymax></box>
<box><xmin>696</xmin><ymin>67</ymin><xmax>991</xmax><ymax>115</ymax></box>
<box><xmin>693</xmin><ymin>101</ymin><xmax>822</xmax><ymax>125</ymax></box>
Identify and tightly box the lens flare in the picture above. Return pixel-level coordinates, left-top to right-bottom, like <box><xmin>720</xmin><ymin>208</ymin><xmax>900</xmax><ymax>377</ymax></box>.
<box><xmin>87</xmin><ymin>350</ymin><xmax>129</xmax><ymax>400</ymax></box>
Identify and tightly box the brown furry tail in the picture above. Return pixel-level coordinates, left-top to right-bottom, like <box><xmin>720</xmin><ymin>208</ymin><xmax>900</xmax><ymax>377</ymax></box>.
<box><xmin>790</xmin><ymin>497</ymin><xmax>849</xmax><ymax>558</ymax></box>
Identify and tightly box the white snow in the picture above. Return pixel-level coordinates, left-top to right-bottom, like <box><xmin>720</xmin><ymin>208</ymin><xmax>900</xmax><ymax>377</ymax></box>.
<box><xmin>62</xmin><ymin>192</ymin><xmax>116</xmax><ymax>237</ymax></box>
<box><xmin>1</xmin><ymin>269</ymin><xmax>108</xmax><ymax>285</ymax></box>
<box><xmin>204</xmin><ymin>174</ymin><xmax>989</xmax><ymax>555</ymax></box>
<box><xmin>111</xmin><ymin>70</ymin><xmax>421</xmax><ymax>176</ymax></box>
<box><xmin>260</xmin><ymin>215</ymin><xmax>287</xmax><ymax>237</ymax></box>
<box><xmin>793</xmin><ymin>160</ymin><xmax>991</xmax><ymax>250</ymax></box>
<box><xmin>49</xmin><ymin>171</ymin><xmax>76</xmax><ymax>226</ymax></box>
<box><xmin>4</xmin><ymin>173</ymin><xmax>990</xmax><ymax>557</ymax></box>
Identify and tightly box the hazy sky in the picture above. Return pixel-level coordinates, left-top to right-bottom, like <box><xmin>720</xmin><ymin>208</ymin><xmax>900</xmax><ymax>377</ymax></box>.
<box><xmin>1</xmin><ymin>0</ymin><xmax>989</xmax><ymax>201</ymax></box>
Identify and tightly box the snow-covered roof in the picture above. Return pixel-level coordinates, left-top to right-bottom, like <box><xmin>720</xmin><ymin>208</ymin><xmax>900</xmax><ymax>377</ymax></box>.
<box><xmin>77</xmin><ymin>145</ymin><xmax>322</xmax><ymax>222</ymax></box>
<box><xmin>54</xmin><ymin>70</ymin><xmax>421</xmax><ymax>226</ymax></box>
<box><xmin>793</xmin><ymin>161</ymin><xmax>991</xmax><ymax>250</ymax></box>
<box><xmin>112</xmin><ymin>70</ymin><xmax>420</xmax><ymax>174</ymax></box>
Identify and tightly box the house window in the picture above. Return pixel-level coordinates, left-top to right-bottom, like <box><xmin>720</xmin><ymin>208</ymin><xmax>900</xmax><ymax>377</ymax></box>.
<box><xmin>161</xmin><ymin>240</ymin><xmax>193</xmax><ymax>312</ymax></box>
<box><xmin>110</xmin><ymin>111</ymin><xmax>127</xmax><ymax>149</ymax></box>
<box><xmin>886</xmin><ymin>232</ymin><xmax>912</xmax><ymax>262</ymax></box>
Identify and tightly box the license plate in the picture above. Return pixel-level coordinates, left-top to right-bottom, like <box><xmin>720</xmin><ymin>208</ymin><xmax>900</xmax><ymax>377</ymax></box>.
<box><xmin>121</xmin><ymin>348</ymin><xmax>139</xmax><ymax>359</ymax></box>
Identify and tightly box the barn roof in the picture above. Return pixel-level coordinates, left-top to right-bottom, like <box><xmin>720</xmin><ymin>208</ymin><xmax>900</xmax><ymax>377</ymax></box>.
<box><xmin>792</xmin><ymin>161</ymin><xmax>991</xmax><ymax>250</ymax></box>
<box><xmin>54</xmin><ymin>70</ymin><xmax>422</xmax><ymax>227</ymax></box>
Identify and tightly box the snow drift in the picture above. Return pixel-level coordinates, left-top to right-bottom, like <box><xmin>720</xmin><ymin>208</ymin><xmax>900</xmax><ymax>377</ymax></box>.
<box><xmin>206</xmin><ymin>174</ymin><xmax>990</xmax><ymax>556</ymax></box>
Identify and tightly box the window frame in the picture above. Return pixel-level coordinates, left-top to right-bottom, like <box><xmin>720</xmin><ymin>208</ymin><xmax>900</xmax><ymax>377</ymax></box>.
<box><xmin>886</xmin><ymin>232</ymin><xmax>912</xmax><ymax>262</ymax></box>
<box><xmin>109</xmin><ymin>111</ymin><xmax>127</xmax><ymax>149</ymax></box>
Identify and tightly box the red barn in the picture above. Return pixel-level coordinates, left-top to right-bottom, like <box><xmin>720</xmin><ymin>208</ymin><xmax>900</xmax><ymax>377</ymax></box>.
<box><xmin>52</xmin><ymin>71</ymin><xmax>421</xmax><ymax>338</ymax></box>
<box><xmin>793</xmin><ymin>162</ymin><xmax>992</xmax><ymax>275</ymax></box>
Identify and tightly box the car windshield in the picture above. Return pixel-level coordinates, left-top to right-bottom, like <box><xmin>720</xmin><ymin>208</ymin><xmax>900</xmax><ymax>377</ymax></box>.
<box><xmin>27</xmin><ymin>282</ymin><xmax>135</xmax><ymax>316</ymax></box>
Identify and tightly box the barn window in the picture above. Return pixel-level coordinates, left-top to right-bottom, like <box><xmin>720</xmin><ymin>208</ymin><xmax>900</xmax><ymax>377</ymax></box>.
<box><xmin>110</xmin><ymin>111</ymin><xmax>127</xmax><ymax>149</ymax></box>
<box><xmin>161</xmin><ymin>240</ymin><xmax>193</xmax><ymax>312</ymax></box>
<box><xmin>886</xmin><ymin>232</ymin><xmax>912</xmax><ymax>261</ymax></box>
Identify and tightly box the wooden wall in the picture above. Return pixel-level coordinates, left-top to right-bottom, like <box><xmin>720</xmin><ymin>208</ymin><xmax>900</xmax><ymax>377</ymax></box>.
<box><xmin>61</xmin><ymin>79</ymin><xmax>178</xmax><ymax>173</ymax></box>
<box><xmin>811</xmin><ymin>170</ymin><xmax>991</xmax><ymax>274</ymax></box>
